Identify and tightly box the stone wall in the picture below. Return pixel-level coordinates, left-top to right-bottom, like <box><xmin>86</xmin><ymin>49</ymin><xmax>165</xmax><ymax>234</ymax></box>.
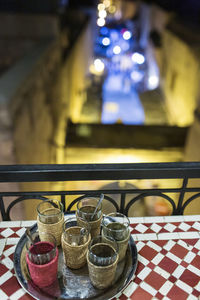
<box><xmin>162</xmin><ymin>22</ymin><xmax>200</xmax><ymax>126</ymax></box>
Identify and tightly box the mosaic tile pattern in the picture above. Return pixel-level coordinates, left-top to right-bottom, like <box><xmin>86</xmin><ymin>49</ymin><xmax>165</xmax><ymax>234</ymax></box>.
<box><xmin>0</xmin><ymin>217</ymin><xmax>200</xmax><ymax>300</ymax></box>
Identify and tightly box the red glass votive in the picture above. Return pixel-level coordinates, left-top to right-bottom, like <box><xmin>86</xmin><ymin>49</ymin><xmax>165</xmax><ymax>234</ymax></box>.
<box><xmin>26</xmin><ymin>242</ymin><xmax>59</xmax><ymax>288</ymax></box>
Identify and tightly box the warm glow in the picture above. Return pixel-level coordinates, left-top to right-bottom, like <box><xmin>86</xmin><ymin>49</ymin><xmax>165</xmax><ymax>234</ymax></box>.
<box><xmin>132</xmin><ymin>52</ymin><xmax>145</xmax><ymax>64</ymax></box>
<box><xmin>103</xmin><ymin>0</ymin><xmax>110</xmax><ymax>8</ymax></box>
<box><xmin>98</xmin><ymin>3</ymin><xmax>105</xmax><ymax>10</ymax></box>
<box><xmin>123</xmin><ymin>31</ymin><xmax>132</xmax><ymax>40</ymax></box>
<box><xmin>94</xmin><ymin>58</ymin><xmax>105</xmax><ymax>73</ymax></box>
<box><xmin>98</xmin><ymin>10</ymin><xmax>107</xmax><ymax>18</ymax></box>
<box><xmin>97</xmin><ymin>18</ymin><xmax>106</xmax><ymax>27</ymax></box>
<box><xmin>108</xmin><ymin>5</ymin><xmax>116</xmax><ymax>14</ymax></box>
<box><xmin>113</xmin><ymin>45</ymin><xmax>121</xmax><ymax>54</ymax></box>
<box><xmin>102</xmin><ymin>37</ymin><xmax>110</xmax><ymax>46</ymax></box>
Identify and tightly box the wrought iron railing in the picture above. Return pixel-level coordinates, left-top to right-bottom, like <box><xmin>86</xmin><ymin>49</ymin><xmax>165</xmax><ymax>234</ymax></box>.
<box><xmin>0</xmin><ymin>162</ymin><xmax>200</xmax><ymax>221</ymax></box>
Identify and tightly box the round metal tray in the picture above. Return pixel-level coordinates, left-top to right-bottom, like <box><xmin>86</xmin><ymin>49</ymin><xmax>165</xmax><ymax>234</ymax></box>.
<box><xmin>14</xmin><ymin>223</ymin><xmax>138</xmax><ymax>300</ymax></box>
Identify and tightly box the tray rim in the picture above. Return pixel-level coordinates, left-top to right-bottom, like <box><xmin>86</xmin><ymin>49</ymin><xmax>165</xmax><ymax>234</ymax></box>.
<box><xmin>14</xmin><ymin>222</ymin><xmax>138</xmax><ymax>300</ymax></box>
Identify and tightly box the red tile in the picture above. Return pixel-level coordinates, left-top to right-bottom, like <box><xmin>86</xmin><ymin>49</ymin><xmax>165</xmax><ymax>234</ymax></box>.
<box><xmin>154</xmin><ymin>240</ymin><xmax>168</xmax><ymax>248</ymax></box>
<box><xmin>1</xmin><ymin>276</ymin><xmax>21</xmax><ymax>296</ymax></box>
<box><xmin>139</xmin><ymin>245</ymin><xmax>158</xmax><ymax>261</ymax></box>
<box><xmin>0</xmin><ymin>263</ymin><xmax>8</xmax><ymax>276</ymax></box>
<box><xmin>147</xmin><ymin>262</ymin><xmax>155</xmax><ymax>270</ymax></box>
<box><xmin>167</xmin><ymin>285</ymin><xmax>188</xmax><ymax>300</ymax></box>
<box><xmin>145</xmin><ymin>271</ymin><xmax>166</xmax><ymax>290</ymax></box>
<box><xmin>180</xmin><ymin>261</ymin><xmax>188</xmax><ymax>268</ymax></box>
<box><xmin>9</xmin><ymin>233</ymin><xmax>20</xmax><ymax>238</ymax></box>
<box><xmin>192</xmin><ymin>289</ymin><xmax>200</xmax><ymax>298</ymax></box>
<box><xmin>119</xmin><ymin>294</ymin><xmax>128</xmax><ymax>300</ymax></box>
<box><xmin>135</xmin><ymin>262</ymin><xmax>145</xmax><ymax>276</ymax></box>
<box><xmin>182</xmin><ymin>239</ymin><xmax>198</xmax><ymax>246</ymax></box>
<box><xmin>159</xmin><ymin>256</ymin><xmax>178</xmax><ymax>273</ymax></box>
<box><xmin>160</xmin><ymin>248</ymin><xmax>167</xmax><ymax>255</ymax></box>
<box><xmin>145</xmin><ymin>228</ymin><xmax>155</xmax><ymax>233</ymax></box>
<box><xmin>159</xmin><ymin>228</ymin><xmax>169</xmax><ymax>233</ymax></box>
<box><xmin>191</xmin><ymin>254</ymin><xmax>200</xmax><ymax>269</ymax></box>
<box><xmin>19</xmin><ymin>294</ymin><xmax>34</xmax><ymax>300</ymax></box>
<box><xmin>12</xmin><ymin>227</ymin><xmax>21</xmax><ymax>232</ymax></box>
<box><xmin>168</xmin><ymin>275</ymin><xmax>177</xmax><ymax>283</ymax></box>
<box><xmin>130</xmin><ymin>286</ymin><xmax>152</xmax><ymax>300</ymax></box>
<box><xmin>170</xmin><ymin>244</ymin><xmax>188</xmax><ymax>259</ymax></box>
<box><xmin>191</xmin><ymin>247</ymin><xmax>199</xmax><ymax>254</ymax></box>
<box><xmin>180</xmin><ymin>269</ymin><xmax>200</xmax><ymax>287</ymax></box>
<box><xmin>134</xmin><ymin>277</ymin><xmax>142</xmax><ymax>285</ymax></box>
<box><xmin>155</xmin><ymin>292</ymin><xmax>164</xmax><ymax>299</ymax></box>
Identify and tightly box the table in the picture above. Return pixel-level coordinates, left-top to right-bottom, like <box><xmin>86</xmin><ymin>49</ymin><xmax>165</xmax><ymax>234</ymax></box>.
<box><xmin>0</xmin><ymin>215</ymin><xmax>200</xmax><ymax>300</ymax></box>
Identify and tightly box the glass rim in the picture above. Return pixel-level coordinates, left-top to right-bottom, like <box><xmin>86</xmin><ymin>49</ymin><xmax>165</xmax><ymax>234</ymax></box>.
<box><xmin>77</xmin><ymin>197</ymin><xmax>102</xmax><ymax>215</ymax></box>
<box><xmin>37</xmin><ymin>199</ymin><xmax>64</xmax><ymax>217</ymax></box>
<box><xmin>26</xmin><ymin>231</ymin><xmax>57</xmax><ymax>256</ymax></box>
<box><xmin>63</xmin><ymin>217</ymin><xmax>90</xmax><ymax>237</ymax></box>
<box><xmin>102</xmin><ymin>212</ymin><xmax>130</xmax><ymax>233</ymax></box>
<box><xmin>89</xmin><ymin>235</ymin><xmax>118</xmax><ymax>253</ymax></box>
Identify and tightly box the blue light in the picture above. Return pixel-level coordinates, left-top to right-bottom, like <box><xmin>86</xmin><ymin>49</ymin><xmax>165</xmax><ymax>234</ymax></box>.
<box><xmin>100</xmin><ymin>27</ymin><xmax>109</xmax><ymax>35</ymax></box>
<box><xmin>123</xmin><ymin>31</ymin><xmax>132</xmax><ymax>40</ymax></box>
<box><xmin>102</xmin><ymin>37</ymin><xmax>110</xmax><ymax>46</ymax></box>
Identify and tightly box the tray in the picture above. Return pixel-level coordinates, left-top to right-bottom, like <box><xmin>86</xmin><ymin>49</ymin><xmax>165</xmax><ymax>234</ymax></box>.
<box><xmin>14</xmin><ymin>223</ymin><xmax>138</xmax><ymax>300</ymax></box>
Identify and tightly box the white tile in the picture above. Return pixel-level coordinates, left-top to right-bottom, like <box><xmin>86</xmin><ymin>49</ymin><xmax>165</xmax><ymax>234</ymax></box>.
<box><xmin>178</xmin><ymin>222</ymin><xmax>191</xmax><ymax>231</ymax></box>
<box><xmin>138</xmin><ymin>254</ymin><xmax>149</xmax><ymax>266</ymax></box>
<box><xmin>1</xmin><ymin>257</ymin><xmax>13</xmax><ymax>270</ymax></box>
<box><xmin>166</xmin><ymin>252</ymin><xmax>181</xmax><ymax>264</ymax></box>
<box><xmin>21</xmin><ymin>220</ymin><xmax>36</xmax><ymax>227</ymax></box>
<box><xmin>6</xmin><ymin>238</ymin><xmax>19</xmax><ymax>245</ymax></box>
<box><xmin>1</xmin><ymin>228</ymin><xmax>14</xmax><ymax>238</ymax></box>
<box><xmin>136</xmin><ymin>241</ymin><xmax>145</xmax><ymax>252</ymax></box>
<box><xmin>0</xmin><ymin>239</ymin><xmax>6</xmax><ymax>256</ymax></box>
<box><xmin>184</xmin><ymin>215</ymin><xmax>200</xmax><ymax>222</ymax></box>
<box><xmin>179</xmin><ymin>232</ymin><xmax>199</xmax><ymax>239</ymax></box>
<box><xmin>163</xmin><ymin>240</ymin><xmax>176</xmax><ymax>251</ymax></box>
<box><xmin>194</xmin><ymin>239</ymin><xmax>200</xmax><ymax>250</ymax></box>
<box><xmin>129</xmin><ymin>217</ymin><xmax>144</xmax><ymax>223</ymax></box>
<box><xmin>135</xmin><ymin>223</ymin><xmax>148</xmax><ymax>233</ymax></box>
<box><xmin>144</xmin><ymin>216</ymin><xmax>164</xmax><ymax>223</ymax></box>
<box><xmin>187</xmin><ymin>264</ymin><xmax>200</xmax><ymax>277</ymax></box>
<box><xmin>140</xmin><ymin>282</ymin><xmax>157</xmax><ymax>296</ymax></box>
<box><xmin>177</xmin><ymin>240</ymin><xmax>193</xmax><ymax>251</ymax></box>
<box><xmin>154</xmin><ymin>266</ymin><xmax>170</xmax><ymax>279</ymax></box>
<box><xmin>195</xmin><ymin>281</ymin><xmax>200</xmax><ymax>292</ymax></box>
<box><xmin>163</xmin><ymin>297</ymin><xmax>170</xmax><ymax>300</ymax></box>
<box><xmin>164</xmin><ymin>223</ymin><xmax>176</xmax><ymax>232</ymax></box>
<box><xmin>10</xmin><ymin>288</ymin><xmax>26</xmax><ymax>300</ymax></box>
<box><xmin>3</xmin><ymin>245</ymin><xmax>16</xmax><ymax>257</ymax></box>
<box><xmin>159</xmin><ymin>281</ymin><xmax>173</xmax><ymax>295</ymax></box>
<box><xmin>123</xmin><ymin>282</ymin><xmax>138</xmax><ymax>297</ymax></box>
<box><xmin>187</xmin><ymin>295</ymin><xmax>198</xmax><ymax>300</ymax></box>
<box><xmin>151</xmin><ymin>223</ymin><xmax>162</xmax><ymax>233</ymax></box>
<box><xmin>157</xmin><ymin>233</ymin><xmax>179</xmax><ymax>240</ymax></box>
<box><xmin>136</xmin><ymin>233</ymin><xmax>157</xmax><ymax>241</ymax></box>
<box><xmin>0</xmin><ymin>288</ymin><xmax>8</xmax><ymax>300</ymax></box>
<box><xmin>172</xmin><ymin>265</ymin><xmax>185</xmax><ymax>279</ymax></box>
<box><xmin>0</xmin><ymin>270</ymin><xmax>13</xmax><ymax>285</ymax></box>
<box><xmin>0</xmin><ymin>221</ymin><xmax>21</xmax><ymax>228</ymax></box>
<box><xmin>147</xmin><ymin>241</ymin><xmax>161</xmax><ymax>252</ymax></box>
<box><xmin>16</xmin><ymin>227</ymin><xmax>26</xmax><ymax>237</ymax></box>
<box><xmin>164</xmin><ymin>216</ymin><xmax>184</xmax><ymax>222</ymax></box>
<box><xmin>192</xmin><ymin>221</ymin><xmax>200</xmax><ymax>231</ymax></box>
<box><xmin>176</xmin><ymin>280</ymin><xmax>193</xmax><ymax>294</ymax></box>
<box><xmin>137</xmin><ymin>267</ymin><xmax>151</xmax><ymax>280</ymax></box>
<box><xmin>184</xmin><ymin>251</ymin><xmax>196</xmax><ymax>263</ymax></box>
<box><xmin>152</xmin><ymin>253</ymin><xmax>164</xmax><ymax>265</ymax></box>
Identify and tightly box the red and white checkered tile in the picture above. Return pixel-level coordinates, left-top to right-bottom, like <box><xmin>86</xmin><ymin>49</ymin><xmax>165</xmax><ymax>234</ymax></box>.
<box><xmin>0</xmin><ymin>217</ymin><xmax>200</xmax><ymax>300</ymax></box>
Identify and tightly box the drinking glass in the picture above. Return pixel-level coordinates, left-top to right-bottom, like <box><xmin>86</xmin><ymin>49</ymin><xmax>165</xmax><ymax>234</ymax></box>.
<box><xmin>37</xmin><ymin>199</ymin><xmax>63</xmax><ymax>224</ymax></box>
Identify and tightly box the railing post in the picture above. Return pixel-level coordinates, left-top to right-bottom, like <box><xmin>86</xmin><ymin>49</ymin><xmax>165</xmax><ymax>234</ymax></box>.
<box><xmin>61</xmin><ymin>194</ymin><xmax>66</xmax><ymax>212</ymax></box>
<box><xmin>174</xmin><ymin>177</ymin><xmax>188</xmax><ymax>215</ymax></box>
<box><xmin>0</xmin><ymin>196</ymin><xmax>7</xmax><ymax>221</ymax></box>
<box><xmin>119</xmin><ymin>193</ymin><xmax>126</xmax><ymax>215</ymax></box>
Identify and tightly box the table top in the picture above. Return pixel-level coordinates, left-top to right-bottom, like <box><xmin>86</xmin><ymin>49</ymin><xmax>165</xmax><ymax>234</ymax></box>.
<box><xmin>0</xmin><ymin>215</ymin><xmax>200</xmax><ymax>300</ymax></box>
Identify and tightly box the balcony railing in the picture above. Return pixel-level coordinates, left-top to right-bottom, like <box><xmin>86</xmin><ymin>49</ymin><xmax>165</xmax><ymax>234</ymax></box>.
<box><xmin>0</xmin><ymin>162</ymin><xmax>200</xmax><ymax>221</ymax></box>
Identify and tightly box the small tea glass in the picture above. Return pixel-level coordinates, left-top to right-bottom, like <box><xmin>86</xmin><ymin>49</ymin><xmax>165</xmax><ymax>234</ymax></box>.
<box><xmin>61</xmin><ymin>217</ymin><xmax>91</xmax><ymax>269</ymax></box>
<box><xmin>26</xmin><ymin>231</ymin><xmax>57</xmax><ymax>265</ymax></box>
<box><xmin>37</xmin><ymin>199</ymin><xmax>63</xmax><ymax>224</ymax></box>
<box><xmin>102</xmin><ymin>212</ymin><xmax>130</xmax><ymax>241</ymax></box>
<box><xmin>88</xmin><ymin>235</ymin><xmax>118</xmax><ymax>267</ymax></box>
<box><xmin>77</xmin><ymin>197</ymin><xmax>102</xmax><ymax>222</ymax></box>
<box><xmin>62</xmin><ymin>217</ymin><xmax>90</xmax><ymax>246</ymax></box>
